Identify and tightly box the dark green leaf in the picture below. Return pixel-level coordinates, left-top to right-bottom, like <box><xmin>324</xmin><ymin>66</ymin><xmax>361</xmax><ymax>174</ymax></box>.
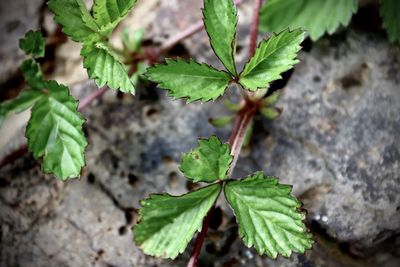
<box><xmin>239</xmin><ymin>29</ymin><xmax>305</xmax><ymax>90</ymax></box>
<box><xmin>180</xmin><ymin>135</ymin><xmax>232</xmax><ymax>183</ymax></box>
<box><xmin>380</xmin><ymin>0</ymin><xmax>400</xmax><ymax>43</ymax></box>
<box><xmin>203</xmin><ymin>0</ymin><xmax>238</xmax><ymax>75</ymax></box>
<box><xmin>259</xmin><ymin>0</ymin><xmax>358</xmax><ymax>41</ymax></box>
<box><xmin>134</xmin><ymin>184</ymin><xmax>222</xmax><ymax>259</ymax></box>
<box><xmin>19</xmin><ymin>30</ymin><xmax>45</xmax><ymax>58</ymax></box>
<box><xmin>146</xmin><ymin>59</ymin><xmax>232</xmax><ymax>102</ymax></box>
<box><xmin>225</xmin><ymin>172</ymin><xmax>313</xmax><ymax>258</ymax></box>
<box><xmin>26</xmin><ymin>80</ymin><xmax>87</xmax><ymax>179</ymax></box>
<box><xmin>20</xmin><ymin>59</ymin><xmax>44</xmax><ymax>89</ymax></box>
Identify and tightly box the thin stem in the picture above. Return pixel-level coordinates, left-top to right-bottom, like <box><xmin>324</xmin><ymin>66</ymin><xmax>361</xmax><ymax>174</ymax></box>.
<box><xmin>78</xmin><ymin>87</ymin><xmax>108</xmax><ymax>111</ymax></box>
<box><xmin>248</xmin><ymin>0</ymin><xmax>262</xmax><ymax>58</ymax></box>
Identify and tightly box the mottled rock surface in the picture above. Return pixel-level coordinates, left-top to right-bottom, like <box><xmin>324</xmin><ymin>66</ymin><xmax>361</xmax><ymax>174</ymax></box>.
<box><xmin>1</xmin><ymin>0</ymin><xmax>400</xmax><ymax>267</ymax></box>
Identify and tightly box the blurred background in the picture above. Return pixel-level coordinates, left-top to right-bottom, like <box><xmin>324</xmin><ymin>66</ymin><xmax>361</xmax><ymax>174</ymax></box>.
<box><xmin>0</xmin><ymin>0</ymin><xmax>399</xmax><ymax>266</ymax></box>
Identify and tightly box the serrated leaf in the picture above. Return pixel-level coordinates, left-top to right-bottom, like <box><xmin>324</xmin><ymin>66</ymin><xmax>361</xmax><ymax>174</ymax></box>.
<box><xmin>239</xmin><ymin>29</ymin><xmax>305</xmax><ymax>91</ymax></box>
<box><xmin>82</xmin><ymin>42</ymin><xmax>135</xmax><ymax>93</ymax></box>
<box><xmin>146</xmin><ymin>59</ymin><xmax>232</xmax><ymax>102</ymax></box>
<box><xmin>180</xmin><ymin>135</ymin><xmax>232</xmax><ymax>183</ymax></box>
<box><xmin>93</xmin><ymin>0</ymin><xmax>137</xmax><ymax>36</ymax></box>
<box><xmin>0</xmin><ymin>89</ymin><xmax>43</xmax><ymax>127</ymax></box>
<box><xmin>134</xmin><ymin>184</ymin><xmax>222</xmax><ymax>259</ymax></box>
<box><xmin>20</xmin><ymin>59</ymin><xmax>44</xmax><ymax>89</ymax></box>
<box><xmin>19</xmin><ymin>30</ymin><xmax>45</xmax><ymax>58</ymax></box>
<box><xmin>48</xmin><ymin>0</ymin><xmax>99</xmax><ymax>42</ymax></box>
<box><xmin>380</xmin><ymin>0</ymin><xmax>400</xmax><ymax>43</ymax></box>
<box><xmin>26</xmin><ymin>80</ymin><xmax>87</xmax><ymax>180</ymax></box>
<box><xmin>203</xmin><ymin>0</ymin><xmax>238</xmax><ymax>75</ymax></box>
<box><xmin>259</xmin><ymin>0</ymin><xmax>358</xmax><ymax>41</ymax></box>
<box><xmin>225</xmin><ymin>172</ymin><xmax>313</xmax><ymax>258</ymax></box>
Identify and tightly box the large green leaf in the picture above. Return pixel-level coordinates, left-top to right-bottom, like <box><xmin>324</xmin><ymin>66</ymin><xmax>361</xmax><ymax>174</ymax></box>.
<box><xmin>180</xmin><ymin>135</ymin><xmax>233</xmax><ymax>183</ymax></box>
<box><xmin>0</xmin><ymin>89</ymin><xmax>43</xmax><ymax>127</ymax></box>
<box><xmin>380</xmin><ymin>0</ymin><xmax>400</xmax><ymax>43</ymax></box>
<box><xmin>82</xmin><ymin>42</ymin><xmax>135</xmax><ymax>93</ymax></box>
<box><xmin>48</xmin><ymin>0</ymin><xmax>99</xmax><ymax>42</ymax></box>
<box><xmin>93</xmin><ymin>0</ymin><xmax>137</xmax><ymax>36</ymax></box>
<box><xmin>134</xmin><ymin>184</ymin><xmax>222</xmax><ymax>259</ymax></box>
<box><xmin>203</xmin><ymin>0</ymin><xmax>238</xmax><ymax>75</ymax></box>
<box><xmin>26</xmin><ymin>80</ymin><xmax>87</xmax><ymax>180</ymax></box>
<box><xmin>19</xmin><ymin>30</ymin><xmax>45</xmax><ymax>58</ymax></box>
<box><xmin>259</xmin><ymin>0</ymin><xmax>358</xmax><ymax>41</ymax></box>
<box><xmin>225</xmin><ymin>172</ymin><xmax>313</xmax><ymax>258</ymax></box>
<box><xmin>146</xmin><ymin>59</ymin><xmax>232</xmax><ymax>102</ymax></box>
<box><xmin>239</xmin><ymin>29</ymin><xmax>305</xmax><ymax>91</ymax></box>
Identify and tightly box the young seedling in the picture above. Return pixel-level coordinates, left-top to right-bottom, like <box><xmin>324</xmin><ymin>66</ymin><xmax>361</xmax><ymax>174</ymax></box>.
<box><xmin>0</xmin><ymin>31</ymin><xmax>86</xmax><ymax>179</ymax></box>
<box><xmin>134</xmin><ymin>0</ymin><xmax>313</xmax><ymax>265</ymax></box>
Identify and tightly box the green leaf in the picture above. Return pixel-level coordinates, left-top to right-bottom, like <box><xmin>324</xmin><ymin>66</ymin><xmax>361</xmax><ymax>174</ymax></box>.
<box><xmin>380</xmin><ymin>0</ymin><xmax>400</xmax><ymax>43</ymax></box>
<box><xmin>261</xmin><ymin>91</ymin><xmax>281</xmax><ymax>106</ymax></box>
<box><xmin>82</xmin><ymin>41</ymin><xmax>135</xmax><ymax>93</ymax></box>
<box><xmin>146</xmin><ymin>59</ymin><xmax>232</xmax><ymax>102</ymax></box>
<box><xmin>180</xmin><ymin>135</ymin><xmax>232</xmax><ymax>183</ymax></box>
<box><xmin>26</xmin><ymin>80</ymin><xmax>87</xmax><ymax>180</ymax></box>
<box><xmin>203</xmin><ymin>0</ymin><xmax>238</xmax><ymax>75</ymax></box>
<box><xmin>259</xmin><ymin>0</ymin><xmax>358</xmax><ymax>41</ymax></box>
<box><xmin>209</xmin><ymin>115</ymin><xmax>233</xmax><ymax>128</ymax></box>
<box><xmin>134</xmin><ymin>184</ymin><xmax>222</xmax><ymax>259</ymax></box>
<box><xmin>93</xmin><ymin>0</ymin><xmax>137</xmax><ymax>36</ymax></box>
<box><xmin>260</xmin><ymin>107</ymin><xmax>281</xmax><ymax>120</ymax></box>
<box><xmin>48</xmin><ymin>0</ymin><xmax>99</xmax><ymax>42</ymax></box>
<box><xmin>0</xmin><ymin>89</ymin><xmax>43</xmax><ymax>126</ymax></box>
<box><xmin>20</xmin><ymin>59</ymin><xmax>44</xmax><ymax>89</ymax></box>
<box><xmin>239</xmin><ymin>29</ymin><xmax>305</xmax><ymax>91</ymax></box>
<box><xmin>19</xmin><ymin>30</ymin><xmax>45</xmax><ymax>58</ymax></box>
<box><xmin>225</xmin><ymin>172</ymin><xmax>313</xmax><ymax>258</ymax></box>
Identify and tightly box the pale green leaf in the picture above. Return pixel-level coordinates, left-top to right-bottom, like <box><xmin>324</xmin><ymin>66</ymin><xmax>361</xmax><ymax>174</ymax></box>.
<box><xmin>225</xmin><ymin>172</ymin><xmax>313</xmax><ymax>258</ymax></box>
<box><xmin>20</xmin><ymin>59</ymin><xmax>44</xmax><ymax>89</ymax></box>
<box><xmin>209</xmin><ymin>115</ymin><xmax>233</xmax><ymax>128</ymax></box>
<box><xmin>82</xmin><ymin>42</ymin><xmax>135</xmax><ymax>93</ymax></box>
<box><xmin>19</xmin><ymin>30</ymin><xmax>45</xmax><ymax>58</ymax></box>
<box><xmin>380</xmin><ymin>0</ymin><xmax>400</xmax><ymax>43</ymax></box>
<box><xmin>26</xmin><ymin>80</ymin><xmax>87</xmax><ymax>180</ymax></box>
<box><xmin>239</xmin><ymin>29</ymin><xmax>305</xmax><ymax>91</ymax></box>
<box><xmin>48</xmin><ymin>0</ymin><xmax>99</xmax><ymax>42</ymax></box>
<box><xmin>203</xmin><ymin>0</ymin><xmax>238</xmax><ymax>75</ymax></box>
<box><xmin>93</xmin><ymin>0</ymin><xmax>137</xmax><ymax>36</ymax></box>
<box><xmin>259</xmin><ymin>0</ymin><xmax>358</xmax><ymax>41</ymax></box>
<box><xmin>180</xmin><ymin>135</ymin><xmax>233</xmax><ymax>183</ymax></box>
<box><xmin>134</xmin><ymin>184</ymin><xmax>222</xmax><ymax>259</ymax></box>
<box><xmin>122</xmin><ymin>27</ymin><xmax>145</xmax><ymax>53</ymax></box>
<box><xmin>260</xmin><ymin>107</ymin><xmax>280</xmax><ymax>120</ymax></box>
<box><xmin>0</xmin><ymin>89</ymin><xmax>43</xmax><ymax>126</ymax></box>
<box><xmin>146</xmin><ymin>59</ymin><xmax>232</xmax><ymax>102</ymax></box>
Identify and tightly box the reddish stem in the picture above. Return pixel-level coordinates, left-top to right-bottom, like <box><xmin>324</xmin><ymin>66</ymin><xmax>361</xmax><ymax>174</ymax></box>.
<box><xmin>248</xmin><ymin>0</ymin><xmax>262</xmax><ymax>58</ymax></box>
<box><xmin>78</xmin><ymin>87</ymin><xmax>108</xmax><ymax>111</ymax></box>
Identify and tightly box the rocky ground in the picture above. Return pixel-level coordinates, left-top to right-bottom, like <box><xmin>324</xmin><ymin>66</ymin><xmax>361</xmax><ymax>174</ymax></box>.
<box><xmin>0</xmin><ymin>0</ymin><xmax>399</xmax><ymax>267</ymax></box>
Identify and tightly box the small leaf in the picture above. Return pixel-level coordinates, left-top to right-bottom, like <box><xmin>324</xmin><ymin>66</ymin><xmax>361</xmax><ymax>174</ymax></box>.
<box><xmin>380</xmin><ymin>0</ymin><xmax>400</xmax><ymax>43</ymax></box>
<box><xmin>180</xmin><ymin>135</ymin><xmax>233</xmax><ymax>183</ymax></box>
<box><xmin>48</xmin><ymin>0</ymin><xmax>100</xmax><ymax>42</ymax></box>
<box><xmin>93</xmin><ymin>0</ymin><xmax>138</xmax><ymax>36</ymax></box>
<box><xmin>223</xmin><ymin>99</ymin><xmax>243</xmax><ymax>111</ymax></box>
<box><xmin>146</xmin><ymin>59</ymin><xmax>232</xmax><ymax>102</ymax></box>
<box><xmin>203</xmin><ymin>0</ymin><xmax>238</xmax><ymax>75</ymax></box>
<box><xmin>260</xmin><ymin>107</ymin><xmax>281</xmax><ymax>120</ymax></box>
<box><xmin>261</xmin><ymin>91</ymin><xmax>281</xmax><ymax>106</ymax></box>
<box><xmin>122</xmin><ymin>27</ymin><xmax>145</xmax><ymax>53</ymax></box>
<box><xmin>19</xmin><ymin>30</ymin><xmax>45</xmax><ymax>58</ymax></box>
<box><xmin>225</xmin><ymin>172</ymin><xmax>313</xmax><ymax>258</ymax></box>
<box><xmin>134</xmin><ymin>184</ymin><xmax>222</xmax><ymax>259</ymax></box>
<box><xmin>259</xmin><ymin>0</ymin><xmax>358</xmax><ymax>41</ymax></box>
<box><xmin>20</xmin><ymin>59</ymin><xmax>44</xmax><ymax>89</ymax></box>
<box><xmin>26</xmin><ymin>80</ymin><xmax>87</xmax><ymax>179</ymax></box>
<box><xmin>239</xmin><ymin>29</ymin><xmax>305</xmax><ymax>91</ymax></box>
<box><xmin>82</xmin><ymin>42</ymin><xmax>135</xmax><ymax>93</ymax></box>
<box><xmin>0</xmin><ymin>89</ymin><xmax>43</xmax><ymax>126</ymax></box>
<box><xmin>242</xmin><ymin>120</ymin><xmax>253</xmax><ymax>147</ymax></box>
<box><xmin>209</xmin><ymin>116</ymin><xmax>233</xmax><ymax>128</ymax></box>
